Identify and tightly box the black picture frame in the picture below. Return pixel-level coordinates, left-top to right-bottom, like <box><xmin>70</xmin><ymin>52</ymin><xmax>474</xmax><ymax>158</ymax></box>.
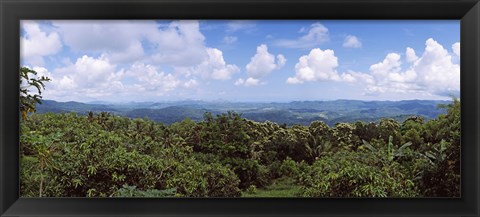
<box><xmin>1</xmin><ymin>0</ymin><xmax>479</xmax><ymax>216</ymax></box>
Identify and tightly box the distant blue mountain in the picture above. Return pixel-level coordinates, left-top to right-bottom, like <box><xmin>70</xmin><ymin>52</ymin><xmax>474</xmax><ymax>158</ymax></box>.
<box><xmin>36</xmin><ymin>99</ymin><xmax>450</xmax><ymax>126</ymax></box>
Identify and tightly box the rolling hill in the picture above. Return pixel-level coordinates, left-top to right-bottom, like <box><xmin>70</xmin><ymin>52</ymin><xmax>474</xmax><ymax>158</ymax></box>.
<box><xmin>36</xmin><ymin>99</ymin><xmax>449</xmax><ymax>126</ymax></box>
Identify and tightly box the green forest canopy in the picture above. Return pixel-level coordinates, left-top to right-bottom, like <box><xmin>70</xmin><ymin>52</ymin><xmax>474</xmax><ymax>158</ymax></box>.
<box><xmin>19</xmin><ymin>67</ymin><xmax>460</xmax><ymax>197</ymax></box>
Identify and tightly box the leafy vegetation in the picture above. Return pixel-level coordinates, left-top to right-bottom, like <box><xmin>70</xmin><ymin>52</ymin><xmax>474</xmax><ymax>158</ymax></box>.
<box><xmin>20</xmin><ymin>68</ymin><xmax>460</xmax><ymax>198</ymax></box>
<box><xmin>20</xmin><ymin>67</ymin><xmax>50</xmax><ymax>119</ymax></box>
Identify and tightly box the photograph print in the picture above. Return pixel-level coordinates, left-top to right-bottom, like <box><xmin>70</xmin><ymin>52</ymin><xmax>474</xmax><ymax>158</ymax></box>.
<box><xmin>19</xmin><ymin>20</ymin><xmax>460</xmax><ymax>198</ymax></box>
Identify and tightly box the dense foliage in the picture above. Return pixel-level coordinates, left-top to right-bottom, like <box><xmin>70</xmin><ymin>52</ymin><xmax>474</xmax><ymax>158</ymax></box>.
<box><xmin>20</xmin><ymin>97</ymin><xmax>460</xmax><ymax>197</ymax></box>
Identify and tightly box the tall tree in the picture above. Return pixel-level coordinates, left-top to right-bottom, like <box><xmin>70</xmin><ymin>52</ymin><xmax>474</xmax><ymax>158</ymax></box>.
<box><xmin>20</xmin><ymin>67</ymin><xmax>50</xmax><ymax>119</ymax></box>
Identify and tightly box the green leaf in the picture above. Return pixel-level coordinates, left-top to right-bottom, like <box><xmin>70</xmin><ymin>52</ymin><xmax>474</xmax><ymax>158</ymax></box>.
<box><xmin>425</xmin><ymin>151</ymin><xmax>436</xmax><ymax>160</ymax></box>
<box><xmin>362</xmin><ymin>140</ymin><xmax>377</xmax><ymax>152</ymax></box>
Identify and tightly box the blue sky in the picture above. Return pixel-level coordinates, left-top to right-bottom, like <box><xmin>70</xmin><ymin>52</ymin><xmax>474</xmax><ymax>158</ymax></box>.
<box><xmin>20</xmin><ymin>20</ymin><xmax>460</xmax><ymax>103</ymax></box>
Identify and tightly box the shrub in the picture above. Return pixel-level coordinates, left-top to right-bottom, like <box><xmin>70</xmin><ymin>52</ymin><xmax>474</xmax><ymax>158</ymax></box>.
<box><xmin>299</xmin><ymin>151</ymin><xmax>417</xmax><ymax>197</ymax></box>
<box><xmin>279</xmin><ymin>157</ymin><xmax>299</xmax><ymax>177</ymax></box>
<box><xmin>246</xmin><ymin>185</ymin><xmax>257</xmax><ymax>194</ymax></box>
<box><xmin>166</xmin><ymin>161</ymin><xmax>241</xmax><ymax>197</ymax></box>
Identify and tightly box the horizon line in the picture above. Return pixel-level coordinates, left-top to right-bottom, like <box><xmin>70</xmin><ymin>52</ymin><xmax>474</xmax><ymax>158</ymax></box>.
<box><xmin>41</xmin><ymin>98</ymin><xmax>455</xmax><ymax>105</ymax></box>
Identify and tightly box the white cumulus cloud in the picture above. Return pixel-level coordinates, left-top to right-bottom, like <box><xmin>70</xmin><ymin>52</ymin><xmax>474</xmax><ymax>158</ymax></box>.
<box><xmin>369</xmin><ymin>53</ymin><xmax>402</xmax><ymax>78</ymax></box>
<box><xmin>52</xmin><ymin>20</ymin><xmax>219</xmax><ymax>67</ymax></box>
<box><xmin>274</xmin><ymin>23</ymin><xmax>329</xmax><ymax>49</ymax></box>
<box><xmin>413</xmin><ymin>38</ymin><xmax>460</xmax><ymax>95</ymax></box>
<box><xmin>287</xmin><ymin>38</ymin><xmax>459</xmax><ymax>98</ymax></box>
<box><xmin>342</xmin><ymin>35</ymin><xmax>362</xmax><ymax>48</ymax></box>
<box><xmin>246</xmin><ymin>44</ymin><xmax>286</xmax><ymax>78</ymax></box>
<box><xmin>405</xmin><ymin>47</ymin><xmax>419</xmax><ymax>63</ymax></box>
<box><xmin>223</xmin><ymin>36</ymin><xmax>238</xmax><ymax>44</ymax></box>
<box><xmin>452</xmin><ymin>42</ymin><xmax>460</xmax><ymax>56</ymax></box>
<box><xmin>237</xmin><ymin>44</ymin><xmax>285</xmax><ymax>87</ymax></box>
<box><xmin>286</xmin><ymin>48</ymin><xmax>340</xmax><ymax>84</ymax></box>
<box><xmin>178</xmin><ymin>48</ymin><xmax>239</xmax><ymax>80</ymax></box>
<box><xmin>52</xmin><ymin>20</ymin><xmax>149</xmax><ymax>64</ymax></box>
<box><xmin>234</xmin><ymin>77</ymin><xmax>261</xmax><ymax>86</ymax></box>
<box><xmin>149</xmin><ymin>21</ymin><xmax>209</xmax><ymax>67</ymax></box>
<box><xmin>234</xmin><ymin>78</ymin><xmax>245</xmax><ymax>86</ymax></box>
<box><xmin>184</xmin><ymin>79</ymin><xmax>198</xmax><ymax>88</ymax></box>
<box><xmin>55</xmin><ymin>55</ymin><xmax>118</xmax><ymax>88</ymax></box>
<box><xmin>40</xmin><ymin>55</ymin><xmax>125</xmax><ymax>100</ymax></box>
<box><xmin>127</xmin><ymin>62</ymin><xmax>180</xmax><ymax>92</ymax></box>
<box><xmin>347</xmin><ymin>38</ymin><xmax>460</xmax><ymax>97</ymax></box>
<box><xmin>21</xmin><ymin>21</ymin><xmax>62</xmax><ymax>66</ymax></box>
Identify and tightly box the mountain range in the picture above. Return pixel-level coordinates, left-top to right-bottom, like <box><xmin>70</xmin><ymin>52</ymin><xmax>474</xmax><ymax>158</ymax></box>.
<box><xmin>36</xmin><ymin>99</ymin><xmax>450</xmax><ymax>126</ymax></box>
